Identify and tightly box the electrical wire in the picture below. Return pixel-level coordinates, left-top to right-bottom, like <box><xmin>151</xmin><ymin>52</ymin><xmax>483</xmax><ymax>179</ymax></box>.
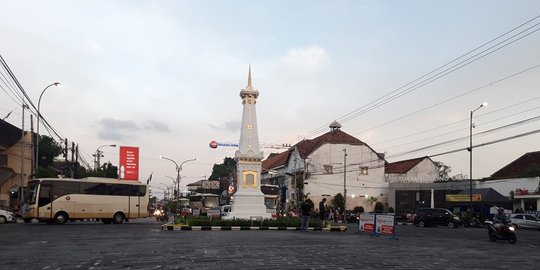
<box><xmin>294</xmin><ymin>14</ymin><xmax>540</xmax><ymax>141</ymax></box>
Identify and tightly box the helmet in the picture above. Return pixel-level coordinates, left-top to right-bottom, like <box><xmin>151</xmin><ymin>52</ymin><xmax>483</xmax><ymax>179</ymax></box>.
<box><xmin>497</xmin><ymin>207</ymin><xmax>505</xmax><ymax>213</ymax></box>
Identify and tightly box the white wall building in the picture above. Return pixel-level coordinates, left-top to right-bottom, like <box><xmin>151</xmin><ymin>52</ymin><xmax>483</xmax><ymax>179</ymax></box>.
<box><xmin>262</xmin><ymin>122</ymin><xmax>387</xmax><ymax>212</ymax></box>
<box><xmin>384</xmin><ymin>157</ymin><xmax>439</xmax><ymax>183</ymax></box>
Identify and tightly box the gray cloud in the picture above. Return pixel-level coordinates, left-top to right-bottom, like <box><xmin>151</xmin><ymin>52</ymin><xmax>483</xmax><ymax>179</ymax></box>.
<box><xmin>96</xmin><ymin>118</ymin><xmax>171</xmax><ymax>141</ymax></box>
<box><xmin>142</xmin><ymin>120</ymin><xmax>171</xmax><ymax>132</ymax></box>
<box><xmin>96</xmin><ymin>118</ymin><xmax>140</xmax><ymax>141</ymax></box>
<box><xmin>208</xmin><ymin>120</ymin><xmax>241</xmax><ymax>132</ymax></box>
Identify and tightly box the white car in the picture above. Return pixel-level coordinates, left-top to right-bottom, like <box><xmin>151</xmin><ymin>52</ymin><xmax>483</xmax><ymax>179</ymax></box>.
<box><xmin>0</xmin><ymin>209</ymin><xmax>15</xmax><ymax>224</ymax></box>
<box><xmin>510</xmin><ymin>214</ymin><xmax>540</xmax><ymax>230</ymax></box>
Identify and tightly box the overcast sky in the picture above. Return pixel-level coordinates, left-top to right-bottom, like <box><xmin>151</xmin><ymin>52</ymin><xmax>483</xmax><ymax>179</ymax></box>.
<box><xmin>1</xmin><ymin>1</ymin><xmax>539</xmax><ymax>197</ymax></box>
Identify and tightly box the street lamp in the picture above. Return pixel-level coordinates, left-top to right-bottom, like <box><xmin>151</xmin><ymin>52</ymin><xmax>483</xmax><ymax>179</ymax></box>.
<box><xmin>94</xmin><ymin>144</ymin><xmax>117</xmax><ymax>170</ymax></box>
<box><xmin>160</xmin><ymin>156</ymin><xmax>196</xmax><ymax>213</ymax></box>
<box><xmin>163</xmin><ymin>175</ymin><xmax>177</xmax><ymax>201</ymax></box>
<box><xmin>469</xmin><ymin>102</ymin><xmax>487</xmax><ymax>214</ymax></box>
<box><xmin>35</xmin><ymin>82</ymin><xmax>61</xmax><ymax>174</ymax></box>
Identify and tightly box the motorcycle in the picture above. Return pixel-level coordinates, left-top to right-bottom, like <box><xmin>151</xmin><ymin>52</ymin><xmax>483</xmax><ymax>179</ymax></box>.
<box><xmin>485</xmin><ymin>220</ymin><xmax>517</xmax><ymax>244</ymax></box>
<box><xmin>153</xmin><ymin>209</ymin><xmax>169</xmax><ymax>222</ymax></box>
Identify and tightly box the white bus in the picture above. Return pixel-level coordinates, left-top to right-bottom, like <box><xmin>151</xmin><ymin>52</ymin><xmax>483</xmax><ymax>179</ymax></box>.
<box><xmin>23</xmin><ymin>177</ymin><xmax>149</xmax><ymax>224</ymax></box>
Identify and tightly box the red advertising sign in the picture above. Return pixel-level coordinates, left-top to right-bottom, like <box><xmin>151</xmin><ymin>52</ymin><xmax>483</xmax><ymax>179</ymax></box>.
<box><xmin>119</xmin><ymin>146</ymin><xmax>139</xmax><ymax>181</ymax></box>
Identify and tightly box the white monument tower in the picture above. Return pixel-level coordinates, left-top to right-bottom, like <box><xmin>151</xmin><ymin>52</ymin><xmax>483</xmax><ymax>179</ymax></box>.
<box><xmin>226</xmin><ymin>65</ymin><xmax>271</xmax><ymax>219</ymax></box>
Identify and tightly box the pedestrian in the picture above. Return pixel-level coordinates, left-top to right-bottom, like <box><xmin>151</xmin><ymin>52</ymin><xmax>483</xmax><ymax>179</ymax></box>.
<box><xmin>300</xmin><ymin>199</ymin><xmax>313</xmax><ymax>232</ymax></box>
<box><xmin>319</xmin><ymin>198</ymin><xmax>327</xmax><ymax>227</ymax></box>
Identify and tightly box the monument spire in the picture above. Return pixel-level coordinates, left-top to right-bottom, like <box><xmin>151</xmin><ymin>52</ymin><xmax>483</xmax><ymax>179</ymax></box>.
<box><xmin>247</xmin><ymin>64</ymin><xmax>252</xmax><ymax>87</ymax></box>
<box><xmin>225</xmin><ymin>65</ymin><xmax>270</xmax><ymax>220</ymax></box>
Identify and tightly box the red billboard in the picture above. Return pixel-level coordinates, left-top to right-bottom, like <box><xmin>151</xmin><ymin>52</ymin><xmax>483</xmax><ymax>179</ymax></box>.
<box><xmin>119</xmin><ymin>146</ymin><xmax>139</xmax><ymax>181</ymax></box>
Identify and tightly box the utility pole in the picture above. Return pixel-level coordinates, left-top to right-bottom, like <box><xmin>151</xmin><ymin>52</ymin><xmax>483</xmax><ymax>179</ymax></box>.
<box><xmin>70</xmin><ymin>142</ymin><xmax>75</xmax><ymax>178</ymax></box>
<box><xmin>20</xmin><ymin>104</ymin><xmax>29</xmax><ymax>206</ymax></box>
<box><xmin>75</xmin><ymin>144</ymin><xmax>79</xmax><ymax>178</ymax></box>
<box><xmin>64</xmin><ymin>138</ymin><xmax>68</xmax><ymax>177</ymax></box>
<box><xmin>30</xmin><ymin>114</ymin><xmax>34</xmax><ymax>178</ymax></box>
<box><xmin>343</xmin><ymin>148</ymin><xmax>347</xmax><ymax>217</ymax></box>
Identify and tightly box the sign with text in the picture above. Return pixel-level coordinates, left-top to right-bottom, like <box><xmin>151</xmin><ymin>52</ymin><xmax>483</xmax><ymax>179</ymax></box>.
<box><xmin>359</xmin><ymin>213</ymin><xmax>375</xmax><ymax>233</ymax></box>
<box><xmin>119</xmin><ymin>146</ymin><xmax>139</xmax><ymax>181</ymax></box>
<box><xmin>445</xmin><ymin>194</ymin><xmax>482</xmax><ymax>202</ymax></box>
<box><xmin>375</xmin><ymin>214</ymin><xmax>395</xmax><ymax>235</ymax></box>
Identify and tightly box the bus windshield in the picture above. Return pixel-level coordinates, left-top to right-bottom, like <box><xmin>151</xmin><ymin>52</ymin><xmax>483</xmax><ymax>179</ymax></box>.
<box><xmin>26</xmin><ymin>180</ymin><xmax>39</xmax><ymax>205</ymax></box>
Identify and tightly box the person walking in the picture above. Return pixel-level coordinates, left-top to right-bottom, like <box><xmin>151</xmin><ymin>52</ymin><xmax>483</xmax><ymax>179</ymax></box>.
<box><xmin>300</xmin><ymin>199</ymin><xmax>313</xmax><ymax>232</ymax></box>
<box><xmin>319</xmin><ymin>198</ymin><xmax>327</xmax><ymax>228</ymax></box>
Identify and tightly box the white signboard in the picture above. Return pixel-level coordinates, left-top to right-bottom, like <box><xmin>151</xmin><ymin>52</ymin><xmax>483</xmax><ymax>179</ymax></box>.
<box><xmin>359</xmin><ymin>213</ymin><xmax>375</xmax><ymax>232</ymax></box>
<box><xmin>375</xmin><ymin>214</ymin><xmax>395</xmax><ymax>235</ymax></box>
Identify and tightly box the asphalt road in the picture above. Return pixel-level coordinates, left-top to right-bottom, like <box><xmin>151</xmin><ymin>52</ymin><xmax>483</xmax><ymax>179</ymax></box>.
<box><xmin>1</xmin><ymin>219</ymin><xmax>540</xmax><ymax>269</ymax></box>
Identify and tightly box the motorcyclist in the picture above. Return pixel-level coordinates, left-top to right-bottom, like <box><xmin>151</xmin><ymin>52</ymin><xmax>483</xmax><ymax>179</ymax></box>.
<box><xmin>492</xmin><ymin>207</ymin><xmax>508</xmax><ymax>234</ymax></box>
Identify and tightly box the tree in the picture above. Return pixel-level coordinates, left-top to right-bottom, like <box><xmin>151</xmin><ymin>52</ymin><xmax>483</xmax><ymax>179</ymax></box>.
<box><xmin>37</xmin><ymin>135</ymin><xmax>62</xmax><ymax>167</ymax></box>
<box><xmin>520</xmin><ymin>166</ymin><xmax>540</xmax><ymax>178</ymax></box>
<box><xmin>374</xmin><ymin>202</ymin><xmax>384</xmax><ymax>213</ymax></box>
<box><xmin>84</xmin><ymin>162</ymin><xmax>118</xmax><ymax>178</ymax></box>
<box><xmin>35</xmin><ymin>135</ymin><xmax>63</xmax><ymax>178</ymax></box>
<box><xmin>209</xmin><ymin>157</ymin><xmax>236</xmax><ymax>180</ymax></box>
<box><xmin>353</xmin><ymin>206</ymin><xmax>364</xmax><ymax>213</ymax></box>
<box><xmin>434</xmin><ymin>161</ymin><xmax>452</xmax><ymax>182</ymax></box>
<box><xmin>331</xmin><ymin>193</ymin><xmax>345</xmax><ymax>212</ymax></box>
<box><xmin>367</xmin><ymin>196</ymin><xmax>378</xmax><ymax>206</ymax></box>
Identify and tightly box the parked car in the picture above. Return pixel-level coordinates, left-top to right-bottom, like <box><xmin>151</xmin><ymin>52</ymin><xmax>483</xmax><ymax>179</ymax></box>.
<box><xmin>510</xmin><ymin>214</ymin><xmax>540</xmax><ymax>230</ymax></box>
<box><xmin>0</xmin><ymin>209</ymin><xmax>15</xmax><ymax>224</ymax></box>
<box><xmin>413</xmin><ymin>208</ymin><xmax>461</xmax><ymax>228</ymax></box>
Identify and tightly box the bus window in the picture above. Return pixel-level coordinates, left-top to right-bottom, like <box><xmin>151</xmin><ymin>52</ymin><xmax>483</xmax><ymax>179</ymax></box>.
<box><xmin>203</xmin><ymin>195</ymin><xmax>220</xmax><ymax>209</ymax></box>
<box><xmin>111</xmin><ymin>184</ymin><xmax>130</xmax><ymax>196</ymax></box>
<box><xmin>38</xmin><ymin>182</ymin><xmax>52</xmax><ymax>207</ymax></box>
<box><xmin>130</xmin><ymin>185</ymin><xmax>146</xmax><ymax>196</ymax></box>
<box><xmin>81</xmin><ymin>183</ymin><xmax>111</xmax><ymax>195</ymax></box>
<box><xmin>52</xmin><ymin>180</ymin><xmax>80</xmax><ymax>199</ymax></box>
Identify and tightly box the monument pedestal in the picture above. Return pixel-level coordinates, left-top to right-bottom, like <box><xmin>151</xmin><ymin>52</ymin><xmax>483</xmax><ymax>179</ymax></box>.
<box><xmin>224</xmin><ymin>190</ymin><xmax>271</xmax><ymax>220</ymax></box>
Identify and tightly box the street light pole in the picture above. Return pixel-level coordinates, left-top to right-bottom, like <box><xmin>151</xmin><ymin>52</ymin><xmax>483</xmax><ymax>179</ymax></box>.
<box><xmin>160</xmin><ymin>156</ymin><xmax>196</xmax><ymax>213</ymax></box>
<box><xmin>164</xmin><ymin>175</ymin><xmax>176</xmax><ymax>200</ymax></box>
<box><xmin>35</xmin><ymin>82</ymin><xmax>61</xmax><ymax>174</ymax></box>
<box><xmin>469</xmin><ymin>102</ymin><xmax>487</xmax><ymax>214</ymax></box>
<box><xmin>94</xmin><ymin>144</ymin><xmax>117</xmax><ymax>170</ymax></box>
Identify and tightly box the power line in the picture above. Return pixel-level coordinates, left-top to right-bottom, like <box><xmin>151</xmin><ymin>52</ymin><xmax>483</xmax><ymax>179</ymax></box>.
<box><xmin>371</xmin><ymin>96</ymin><xmax>540</xmax><ymax>146</ymax></box>
<box><xmin>352</xmin><ymin>64</ymin><xmax>540</xmax><ymax>137</ymax></box>
<box><xmin>382</xmin><ymin>106</ymin><xmax>540</xmax><ymax>151</ymax></box>
<box><xmin>295</xmin><ymin>14</ymin><xmax>540</xmax><ymax>141</ymax></box>
<box><xmin>387</xmin><ymin>116</ymin><xmax>540</xmax><ymax>158</ymax></box>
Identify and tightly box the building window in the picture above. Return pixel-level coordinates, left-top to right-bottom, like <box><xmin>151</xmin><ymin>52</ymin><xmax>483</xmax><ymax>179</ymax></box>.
<box><xmin>0</xmin><ymin>154</ymin><xmax>7</xmax><ymax>166</ymax></box>
<box><xmin>323</xmin><ymin>165</ymin><xmax>333</xmax><ymax>174</ymax></box>
<box><xmin>358</xmin><ymin>166</ymin><xmax>368</xmax><ymax>175</ymax></box>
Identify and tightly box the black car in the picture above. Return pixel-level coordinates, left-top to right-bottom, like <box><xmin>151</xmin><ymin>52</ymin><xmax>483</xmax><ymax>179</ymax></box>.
<box><xmin>413</xmin><ymin>208</ymin><xmax>461</xmax><ymax>228</ymax></box>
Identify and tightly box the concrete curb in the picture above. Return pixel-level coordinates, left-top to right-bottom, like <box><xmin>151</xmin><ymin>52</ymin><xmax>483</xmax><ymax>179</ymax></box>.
<box><xmin>161</xmin><ymin>225</ymin><xmax>348</xmax><ymax>232</ymax></box>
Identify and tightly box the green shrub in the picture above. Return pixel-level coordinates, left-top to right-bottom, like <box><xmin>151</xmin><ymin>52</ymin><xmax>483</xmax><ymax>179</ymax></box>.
<box><xmin>180</xmin><ymin>216</ymin><xmax>321</xmax><ymax>227</ymax></box>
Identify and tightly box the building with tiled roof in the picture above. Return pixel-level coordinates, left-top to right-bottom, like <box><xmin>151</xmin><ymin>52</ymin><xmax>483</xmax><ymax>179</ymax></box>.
<box><xmin>0</xmin><ymin>119</ymin><xmax>33</xmax><ymax>208</ymax></box>
<box><xmin>385</xmin><ymin>156</ymin><xmax>438</xmax><ymax>183</ymax></box>
<box><xmin>491</xmin><ymin>151</ymin><xmax>540</xmax><ymax>180</ymax></box>
<box><xmin>261</xmin><ymin>122</ymin><xmax>387</xmax><ymax>212</ymax></box>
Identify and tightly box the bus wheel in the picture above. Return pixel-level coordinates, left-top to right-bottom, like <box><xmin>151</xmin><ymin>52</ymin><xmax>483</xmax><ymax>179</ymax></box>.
<box><xmin>112</xmin><ymin>212</ymin><xmax>125</xmax><ymax>224</ymax></box>
<box><xmin>54</xmin><ymin>212</ymin><xmax>68</xmax><ymax>225</ymax></box>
